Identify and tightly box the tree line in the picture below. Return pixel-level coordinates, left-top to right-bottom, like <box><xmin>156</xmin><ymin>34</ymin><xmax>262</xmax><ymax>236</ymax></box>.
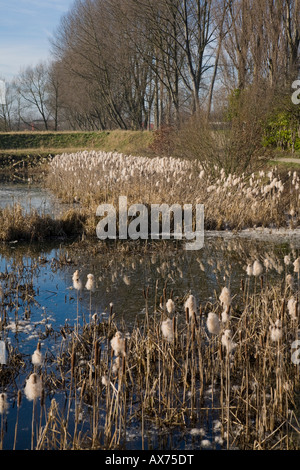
<box><xmin>1</xmin><ymin>0</ymin><xmax>299</xmax><ymax>132</ymax></box>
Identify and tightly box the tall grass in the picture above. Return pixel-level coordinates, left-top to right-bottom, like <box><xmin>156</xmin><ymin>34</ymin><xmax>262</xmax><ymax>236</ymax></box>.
<box><xmin>47</xmin><ymin>151</ymin><xmax>300</xmax><ymax>231</ymax></box>
<box><xmin>2</xmin><ymin>150</ymin><xmax>299</xmax><ymax>242</ymax></box>
<box><xmin>0</xmin><ymin>204</ymin><xmax>88</xmax><ymax>241</ymax></box>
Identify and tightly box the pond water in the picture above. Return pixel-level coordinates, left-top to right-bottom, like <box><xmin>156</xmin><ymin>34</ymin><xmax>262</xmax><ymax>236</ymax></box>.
<box><xmin>0</xmin><ymin>180</ymin><xmax>69</xmax><ymax>217</ymax></box>
<box><xmin>0</xmin><ymin>182</ymin><xmax>300</xmax><ymax>450</ymax></box>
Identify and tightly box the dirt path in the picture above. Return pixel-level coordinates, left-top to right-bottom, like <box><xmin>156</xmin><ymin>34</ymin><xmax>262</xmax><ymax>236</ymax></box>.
<box><xmin>273</xmin><ymin>157</ymin><xmax>300</xmax><ymax>164</ymax></box>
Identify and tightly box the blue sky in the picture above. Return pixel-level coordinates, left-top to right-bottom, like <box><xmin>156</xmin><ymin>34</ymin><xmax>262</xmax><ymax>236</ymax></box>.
<box><xmin>0</xmin><ymin>0</ymin><xmax>75</xmax><ymax>81</ymax></box>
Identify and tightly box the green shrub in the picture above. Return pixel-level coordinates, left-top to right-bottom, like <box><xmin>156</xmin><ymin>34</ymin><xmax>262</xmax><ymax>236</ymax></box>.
<box><xmin>263</xmin><ymin>111</ymin><xmax>300</xmax><ymax>150</ymax></box>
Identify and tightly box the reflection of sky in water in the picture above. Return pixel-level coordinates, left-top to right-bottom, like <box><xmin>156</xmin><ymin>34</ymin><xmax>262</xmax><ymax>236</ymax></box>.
<box><xmin>0</xmin><ymin>183</ymin><xmax>67</xmax><ymax>217</ymax></box>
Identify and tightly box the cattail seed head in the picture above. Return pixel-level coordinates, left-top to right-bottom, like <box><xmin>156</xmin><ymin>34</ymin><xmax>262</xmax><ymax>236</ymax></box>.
<box><xmin>221</xmin><ymin>305</ymin><xmax>231</xmax><ymax>323</ymax></box>
<box><xmin>219</xmin><ymin>287</ymin><xmax>231</xmax><ymax>308</ymax></box>
<box><xmin>41</xmin><ymin>388</ymin><xmax>45</xmax><ymax>407</ymax></box>
<box><xmin>17</xmin><ymin>389</ymin><xmax>22</xmax><ymax>407</ymax></box>
<box><xmin>207</xmin><ymin>312</ymin><xmax>220</xmax><ymax>335</ymax></box>
<box><xmin>85</xmin><ymin>273</ymin><xmax>95</xmax><ymax>291</ymax></box>
<box><xmin>94</xmin><ymin>340</ymin><xmax>101</xmax><ymax>366</ymax></box>
<box><xmin>110</xmin><ymin>331</ymin><xmax>126</xmax><ymax>356</ymax></box>
<box><xmin>221</xmin><ymin>329</ymin><xmax>236</xmax><ymax>354</ymax></box>
<box><xmin>101</xmin><ymin>375</ymin><xmax>109</xmax><ymax>386</ymax></box>
<box><xmin>32</xmin><ymin>342</ymin><xmax>43</xmax><ymax>366</ymax></box>
<box><xmin>269</xmin><ymin>319</ymin><xmax>283</xmax><ymax>342</ymax></box>
<box><xmin>161</xmin><ymin>318</ymin><xmax>174</xmax><ymax>342</ymax></box>
<box><xmin>184</xmin><ymin>294</ymin><xmax>197</xmax><ymax>318</ymax></box>
<box><xmin>72</xmin><ymin>270</ymin><xmax>82</xmax><ymax>291</ymax></box>
<box><xmin>24</xmin><ymin>373</ymin><xmax>42</xmax><ymax>401</ymax></box>
<box><xmin>0</xmin><ymin>393</ymin><xmax>8</xmax><ymax>414</ymax></box>
<box><xmin>293</xmin><ymin>257</ymin><xmax>300</xmax><ymax>273</ymax></box>
<box><xmin>246</xmin><ymin>264</ymin><xmax>253</xmax><ymax>276</ymax></box>
<box><xmin>112</xmin><ymin>356</ymin><xmax>121</xmax><ymax>374</ymax></box>
<box><xmin>253</xmin><ymin>260</ymin><xmax>263</xmax><ymax>277</ymax></box>
<box><xmin>166</xmin><ymin>298</ymin><xmax>175</xmax><ymax>315</ymax></box>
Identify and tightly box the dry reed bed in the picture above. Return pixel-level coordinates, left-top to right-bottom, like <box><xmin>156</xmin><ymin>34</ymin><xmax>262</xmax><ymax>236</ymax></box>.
<box><xmin>0</xmin><ymin>204</ymin><xmax>88</xmax><ymax>242</ymax></box>
<box><xmin>47</xmin><ymin>151</ymin><xmax>300</xmax><ymax>230</ymax></box>
<box><xmin>1</xmin><ymin>259</ymin><xmax>299</xmax><ymax>450</ymax></box>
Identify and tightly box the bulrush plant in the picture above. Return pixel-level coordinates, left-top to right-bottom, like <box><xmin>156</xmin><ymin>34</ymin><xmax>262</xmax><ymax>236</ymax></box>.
<box><xmin>1</xmin><ymin>151</ymin><xmax>299</xmax><ymax>243</ymax></box>
<box><xmin>28</xmin><ymin>256</ymin><xmax>300</xmax><ymax>450</ymax></box>
<box><xmin>24</xmin><ymin>372</ymin><xmax>44</xmax><ymax>449</ymax></box>
<box><xmin>85</xmin><ymin>273</ymin><xmax>95</xmax><ymax>322</ymax></box>
<box><xmin>2</xmin><ymin>236</ymin><xmax>300</xmax><ymax>449</ymax></box>
<box><xmin>46</xmin><ymin>151</ymin><xmax>300</xmax><ymax>234</ymax></box>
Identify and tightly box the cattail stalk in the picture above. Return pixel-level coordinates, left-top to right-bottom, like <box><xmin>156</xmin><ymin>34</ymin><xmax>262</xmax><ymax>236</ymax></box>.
<box><xmin>13</xmin><ymin>390</ymin><xmax>22</xmax><ymax>450</ymax></box>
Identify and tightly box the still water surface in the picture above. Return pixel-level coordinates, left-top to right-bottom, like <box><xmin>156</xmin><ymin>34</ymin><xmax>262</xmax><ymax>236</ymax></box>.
<box><xmin>0</xmin><ymin>181</ymin><xmax>67</xmax><ymax>216</ymax></box>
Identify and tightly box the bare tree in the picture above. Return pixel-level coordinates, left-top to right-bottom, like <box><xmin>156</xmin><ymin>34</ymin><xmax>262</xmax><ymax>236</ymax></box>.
<box><xmin>16</xmin><ymin>62</ymin><xmax>52</xmax><ymax>130</ymax></box>
<box><xmin>221</xmin><ymin>0</ymin><xmax>299</xmax><ymax>92</ymax></box>
<box><xmin>46</xmin><ymin>0</ymin><xmax>298</xmax><ymax>132</ymax></box>
<box><xmin>284</xmin><ymin>0</ymin><xmax>300</xmax><ymax>79</ymax></box>
<box><xmin>221</xmin><ymin>0</ymin><xmax>253</xmax><ymax>91</ymax></box>
<box><xmin>47</xmin><ymin>61</ymin><xmax>64</xmax><ymax>131</ymax></box>
<box><xmin>51</xmin><ymin>0</ymin><xmax>153</xmax><ymax>130</ymax></box>
<box><xmin>206</xmin><ymin>0</ymin><xmax>229</xmax><ymax>118</ymax></box>
<box><xmin>0</xmin><ymin>79</ymin><xmax>12</xmax><ymax>131</ymax></box>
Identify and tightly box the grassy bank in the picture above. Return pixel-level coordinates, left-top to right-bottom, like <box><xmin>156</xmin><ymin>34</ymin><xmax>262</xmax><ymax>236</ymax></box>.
<box><xmin>1</xmin><ymin>130</ymin><xmax>299</xmax><ymax>173</ymax></box>
<box><xmin>0</xmin><ymin>130</ymin><xmax>154</xmax><ymax>170</ymax></box>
